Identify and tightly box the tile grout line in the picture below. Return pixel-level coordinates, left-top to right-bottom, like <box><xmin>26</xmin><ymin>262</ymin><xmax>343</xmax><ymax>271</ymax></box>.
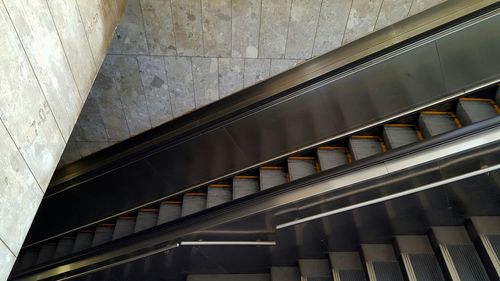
<box><xmin>168</xmin><ymin>0</ymin><xmax>179</xmax><ymax>57</ymax></box>
<box><xmin>190</xmin><ymin>56</ymin><xmax>199</xmax><ymax>108</ymax></box>
<box><xmin>217</xmin><ymin>57</ymin><xmax>221</xmax><ymax>99</ymax></box>
<box><xmin>45</xmin><ymin>0</ymin><xmax>84</xmax><ymax>105</ymax></box>
<box><xmin>257</xmin><ymin>0</ymin><xmax>263</xmax><ymax>58</ymax></box>
<box><xmin>373</xmin><ymin>0</ymin><xmax>385</xmax><ymax>32</ymax></box>
<box><xmin>229</xmin><ymin>0</ymin><xmax>233</xmax><ymax>58</ymax></box>
<box><xmin>283</xmin><ymin>0</ymin><xmax>294</xmax><ymax>59</ymax></box>
<box><xmin>162</xmin><ymin>56</ymin><xmax>175</xmax><ymax>123</ymax></box>
<box><xmin>0</xmin><ymin>118</ymin><xmax>45</xmax><ymax>195</ymax></box>
<box><xmin>200</xmin><ymin>0</ymin><xmax>205</xmax><ymax>57</ymax></box>
<box><xmin>135</xmin><ymin>56</ymin><xmax>153</xmax><ymax>130</ymax></box>
<box><xmin>0</xmin><ymin>236</ymin><xmax>17</xmax><ymax>259</ymax></box>
<box><xmin>1</xmin><ymin>0</ymin><xmax>67</xmax><ymax>145</ymax></box>
<box><xmin>109</xmin><ymin>56</ymin><xmax>133</xmax><ymax>140</ymax></box>
<box><xmin>310</xmin><ymin>0</ymin><xmax>324</xmax><ymax>59</ymax></box>
<box><xmin>74</xmin><ymin>0</ymin><xmax>98</xmax><ymax>72</ymax></box>
<box><xmin>138</xmin><ymin>0</ymin><xmax>151</xmax><ymax>55</ymax></box>
<box><xmin>340</xmin><ymin>0</ymin><xmax>354</xmax><ymax>46</ymax></box>
<box><xmin>407</xmin><ymin>0</ymin><xmax>416</xmax><ymax>17</ymax></box>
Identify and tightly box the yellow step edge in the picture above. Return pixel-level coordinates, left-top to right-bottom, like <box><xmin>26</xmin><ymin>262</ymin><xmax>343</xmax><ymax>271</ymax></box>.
<box><xmin>234</xmin><ymin>175</ymin><xmax>259</xmax><ymax>179</ymax></box>
<box><xmin>162</xmin><ymin>200</ymin><xmax>182</xmax><ymax>204</ymax></box>
<box><xmin>184</xmin><ymin>192</ymin><xmax>207</xmax><ymax>196</ymax></box>
<box><xmin>318</xmin><ymin>146</ymin><xmax>347</xmax><ymax>151</ymax></box>
<box><xmin>351</xmin><ymin>135</ymin><xmax>387</xmax><ymax>152</ymax></box>
<box><xmin>208</xmin><ymin>183</ymin><xmax>232</xmax><ymax>188</ymax></box>
<box><xmin>460</xmin><ymin>98</ymin><xmax>500</xmax><ymax>114</ymax></box>
<box><xmin>139</xmin><ymin>208</ymin><xmax>159</xmax><ymax>212</ymax></box>
<box><xmin>260</xmin><ymin>166</ymin><xmax>284</xmax><ymax>170</ymax></box>
<box><xmin>420</xmin><ymin>111</ymin><xmax>462</xmax><ymax>128</ymax></box>
<box><xmin>384</xmin><ymin>124</ymin><xmax>424</xmax><ymax>140</ymax></box>
<box><xmin>118</xmin><ymin>216</ymin><xmax>136</xmax><ymax>220</ymax></box>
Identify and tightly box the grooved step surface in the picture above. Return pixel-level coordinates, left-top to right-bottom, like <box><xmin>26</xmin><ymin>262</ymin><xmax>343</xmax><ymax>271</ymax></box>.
<box><xmin>317</xmin><ymin>149</ymin><xmax>348</xmax><ymax>171</ymax></box>
<box><xmin>233</xmin><ymin>177</ymin><xmax>259</xmax><ymax>199</ymax></box>
<box><xmin>112</xmin><ymin>218</ymin><xmax>135</xmax><ymax>240</ymax></box>
<box><xmin>157</xmin><ymin>203</ymin><xmax>181</xmax><ymax>224</ymax></box>
<box><xmin>259</xmin><ymin>168</ymin><xmax>287</xmax><ymax>190</ymax></box>
<box><xmin>91</xmin><ymin>226</ymin><xmax>113</xmax><ymax>247</ymax></box>
<box><xmin>447</xmin><ymin>245</ymin><xmax>490</xmax><ymax>281</ymax></box>
<box><xmin>19</xmin><ymin>248</ymin><xmax>38</xmax><ymax>269</ymax></box>
<box><xmin>35</xmin><ymin>244</ymin><xmax>56</xmax><ymax>264</ymax></box>
<box><xmin>419</xmin><ymin>114</ymin><xmax>457</xmax><ymax>138</ymax></box>
<box><xmin>338</xmin><ymin>270</ymin><xmax>367</xmax><ymax>281</ymax></box>
<box><xmin>488</xmin><ymin>234</ymin><xmax>500</xmax><ymax>259</ymax></box>
<box><xmin>299</xmin><ymin>259</ymin><xmax>333</xmax><ymax>280</ymax></box>
<box><xmin>187</xmin><ymin>274</ymin><xmax>270</xmax><ymax>281</ymax></box>
<box><xmin>181</xmin><ymin>195</ymin><xmax>206</xmax><ymax>217</ymax></box>
<box><xmin>134</xmin><ymin>211</ymin><xmax>158</xmax><ymax>232</ymax></box>
<box><xmin>271</xmin><ymin>267</ymin><xmax>300</xmax><ymax>281</ymax></box>
<box><xmin>349</xmin><ymin>138</ymin><xmax>383</xmax><ymax>160</ymax></box>
<box><xmin>54</xmin><ymin>238</ymin><xmax>74</xmax><ymax>259</ymax></box>
<box><xmin>383</xmin><ymin>126</ymin><xmax>419</xmax><ymax>149</ymax></box>
<box><xmin>207</xmin><ymin>187</ymin><xmax>232</xmax><ymax>208</ymax></box>
<box><xmin>72</xmin><ymin>232</ymin><xmax>93</xmax><ymax>253</ymax></box>
<box><xmin>456</xmin><ymin>100</ymin><xmax>497</xmax><ymax>125</ymax></box>
<box><xmin>372</xmin><ymin>261</ymin><xmax>404</xmax><ymax>281</ymax></box>
<box><xmin>408</xmin><ymin>254</ymin><xmax>445</xmax><ymax>281</ymax></box>
<box><xmin>288</xmin><ymin>159</ymin><xmax>316</xmax><ymax>181</ymax></box>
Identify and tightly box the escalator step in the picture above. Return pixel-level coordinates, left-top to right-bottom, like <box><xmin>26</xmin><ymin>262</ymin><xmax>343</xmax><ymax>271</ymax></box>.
<box><xmin>299</xmin><ymin>259</ymin><xmax>333</xmax><ymax>281</ymax></box>
<box><xmin>112</xmin><ymin>217</ymin><xmax>135</xmax><ymax>240</ymax></box>
<box><xmin>53</xmin><ymin>237</ymin><xmax>74</xmax><ymax>259</ymax></box>
<box><xmin>329</xmin><ymin>252</ymin><xmax>366</xmax><ymax>281</ymax></box>
<box><xmin>271</xmin><ymin>266</ymin><xmax>300</xmax><ymax>281</ymax></box>
<box><xmin>35</xmin><ymin>243</ymin><xmax>56</xmax><ymax>264</ymax></box>
<box><xmin>207</xmin><ymin>184</ymin><xmax>232</xmax><ymax>208</ymax></box>
<box><xmin>383</xmin><ymin>125</ymin><xmax>422</xmax><ymax>149</ymax></box>
<box><xmin>469</xmin><ymin>217</ymin><xmax>500</xmax><ymax>278</ymax></box>
<box><xmin>259</xmin><ymin>167</ymin><xmax>287</xmax><ymax>190</ymax></box>
<box><xmin>19</xmin><ymin>248</ymin><xmax>38</xmax><ymax>269</ymax></box>
<box><xmin>317</xmin><ymin>147</ymin><xmax>349</xmax><ymax>171</ymax></box>
<box><xmin>187</xmin><ymin>274</ymin><xmax>270</xmax><ymax>281</ymax></box>
<box><xmin>456</xmin><ymin>98</ymin><xmax>499</xmax><ymax>125</ymax></box>
<box><xmin>288</xmin><ymin>157</ymin><xmax>317</xmax><ymax>181</ymax></box>
<box><xmin>91</xmin><ymin>225</ymin><xmax>114</xmax><ymax>247</ymax></box>
<box><xmin>134</xmin><ymin>209</ymin><xmax>158</xmax><ymax>233</ymax></box>
<box><xmin>496</xmin><ymin>86</ymin><xmax>500</xmax><ymax>105</ymax></box>
<box><xmin>362</xmin><ymin>244</ymin><xmax>404</xmax><ymax>281</ymax></box>
<box><xmin>157</xmin><ymin>201</ymin><xmax>182</xmax><ymax>224</ymax></box>
<box><xmin>233</xmin><ymin>176</ymin><xmax>259</xmax><ymax>199</ymax></box>
<box><xmin>396</xmin><ymin>236</ymin><xmax>445</xmax><ymax>281</ymax></box>
<box><xmin>72</xmin><ymin>231</ymin><xmax>93</xmax><ymax>253</ymax></box>
<box><xmin>432</xmin><ymin>226</ymin><xmax>490</xmax><ymax>281</ymax></box>
<box><xmin>349</xmin><ymin>136</ymin><xmax>385</xmax><ymax>160</ymax></box>
<box><xmin>181</xmin><ymin>193</ymin><xmax>207</xmax><ymax>217</ymax></box>
<box><xmin>418</xmin><ymin>112</ymin><xmax>460</xmax><ymax>138</ymax></box>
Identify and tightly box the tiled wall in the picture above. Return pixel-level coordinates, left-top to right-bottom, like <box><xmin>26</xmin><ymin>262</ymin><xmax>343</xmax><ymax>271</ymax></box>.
<box><xmin>0</xmin><ymin>0</ymin><xmax>125</xmax><ymax>279</ymax></box>
<box><xmin>61</xmin><ymin>0</ymin><xmax>446</xmax><ymax>165</ymax></box>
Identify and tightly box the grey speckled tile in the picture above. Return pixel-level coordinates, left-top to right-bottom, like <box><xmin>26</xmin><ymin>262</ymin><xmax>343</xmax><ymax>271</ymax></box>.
<box><xmin>202</xmin><ymin>0</ymin><xmax>231</xmax><ymax>57</ymax></box>
<box><xmin>108</xmin><ymin>0</ymin><xmax>148</xmax><ymax>54</ymax></box>
<box><xmin>244</xmin><ymin>58</ymin><xmax>270</xmax><ymax>87</ymax></box>
<box><xmin>342</xmin><ymin>0</ymin><xmax>383</xmax><ymax>44</ymax></box>
<box><xmin>71</xmin><ymin>92</ymin><xmax>108</xmax><ymax>142</ymax></box>
<box><xmin>0</xmin><ymin>122</ymin><xmax>43</xmax><ymax>255</ymax></box>
<box><xmin>409</xmin><ymin>0</ymin><xmax>445</xmax><ymax>16</ymax></box>
<box><xmin>165</xmin><ymin>57</ymin><xmax>196</xmax><ymax>117</ymax></box>
<box><xmin>0</xmin><ymin>240</ymin><xmax>16</xmax><ymax>280</ymax></box>
<box><xmin>47</xmin><ymin>0</ymin><xmax>97</xmax><ymax>100</ymax></box>
<box><xmin>78</xmin><ymin>141</ymin><xmax>116</xmax><ymax>157</ymax></box>
<box><xmin>192</xmin><ymin>57</ymin><xmax>219</xmax><ymax>108</ymax></box>
<box><xmin>141</xmin><ymin>0</ymin><xmax>177</xmax><ymax>55</ymax></box>
<box><xmin>0</xmin><ymin>3</ymin><xmax>65</xmax><ymax>189</ymax></box>
<box><xmin>218</xmin><ymin>58</ymin><xmax>244</xmax><ymax>98</ymax></box>
<box><xmin>270</xmin><ymin>59</ymin><xmax>301</xmax><ymax>76</ymax></box>
<box><xmin>138</xmin><ymin>56</ymin><xmax>173</xmax><ymax>127</ymax></box>
<box><xmin>110</xmin><ymin>55</ymin><xmax>152</xmax><ymax>136</ymax></box>
<box><xmin>5</xmin><ymin>0</ymin><xmax>82</xmax><ymax>141</ymax></box>
<box><xmin>285</xmin><ymin>0</ymin><xmax>322</xmax><ymax>59</ymax></box>
<box><xmin>94</xmin><ymin>57</ymin><xmax>130</xmax><ymax>141</ymax></box>
<box><xmin>259</xmin><ymin>0</ymin><xmax>292</xmax><ymax>58</ymax></box>
<box><xmin>171</xmin><ymin>0</ymin><xmax>203</xmax><ymax>56</ymax></box>
<box><xmin>375</xmin><ymin>0</ymin><xmax>412</xmax><ymax>30</ymax></box>
<box><xmin>312</xmin><ymin>0</ymin><xmax>352</xmax><ymax>57</ymax></box>
<box><xmin>232</xmin><ymin>0</ymin><xmax>261</xmax><ymax>58</ymax></box>
<box><xmin>76</xmin><ymin>0</ymin><xmax>110</xmax><ymax>66</ymax></box>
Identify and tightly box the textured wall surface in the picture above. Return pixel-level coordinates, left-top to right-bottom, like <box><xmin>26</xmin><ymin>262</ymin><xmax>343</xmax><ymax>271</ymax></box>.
<box><xmin>0</xmin><ymin>0</ymin><xmax>126</xmax><ymax>279</ymax></box>
<box><xmin>61</xmin><ymin>0</ymin><xmax>446</xmax><ymax>165</ymax></box>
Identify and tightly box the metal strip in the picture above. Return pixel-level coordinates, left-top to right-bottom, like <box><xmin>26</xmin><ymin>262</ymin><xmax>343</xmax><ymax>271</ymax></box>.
<box><xmin>179</xmin><ymin>241</ymin><xmax>276</xmax><ymax>246</ymax></box>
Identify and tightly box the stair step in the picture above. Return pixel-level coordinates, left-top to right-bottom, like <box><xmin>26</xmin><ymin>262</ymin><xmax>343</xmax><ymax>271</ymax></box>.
<box><xmin>181</xmin><ymin>193</ymin><xmax>207</xmax><ymax>217</ymax></box>
<box><xmin>91</xmin><ymin>225</ymin><xmax>114</xmax><ymax>247</ymax></box>
<box><xmin>329</xmin><ymin>252</ymin><xmax>366</xmax><ymax>281</ymax></box>
<box><xmin>271</xmin><ymin>266</ymin><xmax>300</xmax><ymax>281</ymax></box>
<box><xmin>112</xmin><ymin>217</ymin><xmax>136</xmax><ymax>240</ymax></box>
<box><xmin>19</xmin><ymin>248</ymin><xmax>38</xmax><ymax>269</ymax></box>
<box><xmin>383</xmin><ymin>124</ymin><xmax>422</xmax><ymax>149</ymax></box>
<box><xmin>317</xmin><ymin>147</ymin><xmax>349</xmax><ymax>171</ymax></box>
<box><xmin>207</xmin><ymin>184</ymin><xmax>232</xmax><ymax>208</ymax></box>
<box><xmin>299</xmin><ymin>259</ymin><xmax>333</xmax><ymax>281</ymax></box>
<box><xmin>288</xmin><ymin>157</ymin><xmax>317</xmax><ymax>181</ymax></box>
<box><xmin>72</xmin><ymin>231</ymin><xmax>93</xmax><ymax>253</ymax></box>
<box><xmin>157</xmin><ymin>201</ymin><xmax>182</xmax><ymax>224</ymax></box>
<box><xmin>233</xmin><ymin>176</ymin><xmax>259</xmax><ymax>199</ymax></box>
<box><xmin>134</xmin><ymin>209</ymin><xmax>158</xmax><ymax>232</ymax></box>
<box><xmin>395</xmin><ymin>236</ymin><xmax>445</xmax><ymax>281</ymax></box>
<box><xmin>469</xmin><ymin>216</ymin><xmax>500</xmax><ymax>278</ymax></box>
<box><xmin>35</xmin><ymin>243</ymin><xmax>56</xmax><ymax>264</ymax></box>
<box><xmin>362</xmin><ymin>244</ymin><xmax>404</xmax><ymax>281</ymax></box>
<box><xmin>456</xmin><ymin>98</ymin><xmax>499</xmax><ymax>125</ymax></box>
<box><xmin>349</xmin><ymin>136</ymin><xmax>386</xmax><ymax>160</ymax></box>
<box><xmin>259</xmin><ymin>167</ymin><xmax>287</xmax><ymax>190</ymax></box>
<box><xmin>432</xmin><ymin>226</ymin><xmax>490</xmax><ymax>281</ymax></box>
<box><xmin>53</xmin><ymin>237</ymin><xmax>74</xmax><ymax>259</ymax></box>
<box><xmin>496</xmin><ymin>86</ymin><xmax>500</xmax><ymax>105</ymax></box>
<box><xmin>187</xmin><ymin>274</ymin><xmax>270</xmax><ymax>281</ymax></box>
<box><xmin>419</xmin><ymin>112</ymin><xmax>460</xmax><ymax>138</ymax></box>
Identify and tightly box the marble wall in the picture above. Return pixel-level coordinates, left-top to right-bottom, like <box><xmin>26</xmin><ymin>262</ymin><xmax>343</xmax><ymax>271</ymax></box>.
<box><xmin>61</xmin><ymin>0</ymin><xmax>446</xmax><ymax>165</ymax></box>
<box><xmin>0</xmin><ymin>0</ymin><xmax>126</xmax><ymax>279</ymax></box>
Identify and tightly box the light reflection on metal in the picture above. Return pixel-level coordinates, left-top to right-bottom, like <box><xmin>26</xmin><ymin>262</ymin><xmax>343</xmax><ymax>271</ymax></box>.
<box><xmin>276</xmin><ymin>163</ymin><xmax>500</xmax><ymax>229</ymax></box>
<box><xmin>180</xmin><ymin>241</ymin><xmax>276</xmax><ymax>246</ymax></box>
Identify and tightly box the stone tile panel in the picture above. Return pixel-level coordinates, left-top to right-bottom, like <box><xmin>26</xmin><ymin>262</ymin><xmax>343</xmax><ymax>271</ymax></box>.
<box><xmin>218</xmin><ymin>58</ymin><xmax>244</xmax><ymax>98</ymax></box>
<box><xmin>312</xmin><ymin>0</ymin><xmax>352</xmax><ymax>56</ymax></box>
<box><xmin>285</xmin><ymin>0</ymin><xmax>322</xmax><ymax>59</ymax></box>
<box><xmin>259</xmin><ymin>0</ymin><xmax>291</xmax><ymax>58</ymax></box>
<box><xmin>141</xmin><ymin>0</ymin><xmax>177</xmax><ymax>55</ymax></box>
<box><xmin>165</xmin><ymin>56</ymin><xmax>196</xmax><ymax>117</ymax></box>
<box><xmin>202</xmin><ymin>0</ymin><xmax>231</xmax><ymax>57</ymax></box>
<box><xmin>171</xmin><ymin>0</ymin><xmax>203</xmax><ymax>56</ymax></box>
<box><xmin>244</xmin><ymin>58</ymin><xmax>270</xmax><ymax>87</ymax></box>
<box><xmin>232</xmin><ymin>0</ymin><xmax>261</xmax><ymax>58</ymax></box>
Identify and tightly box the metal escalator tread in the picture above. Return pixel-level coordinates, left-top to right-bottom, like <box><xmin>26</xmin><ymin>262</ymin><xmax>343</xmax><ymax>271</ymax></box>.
<box><xmin>91</xmin><ymin>225</ymin><xmax>113</xmax><ymax>247</ymax></box>
<box><xmin>36</xmin><ymin>243</ymin><xmax>56</xmax><ymax>264</ymax></box>
<box><xmin>383</xmin><ymin>125</ymin><xmax>421</xmax><ymax>149</ymax></box>
<box><xmin>72</xmin><ymin>231</ymin><xmax>93</xmax><ymax>253</ymax></box>
<box><xmin>271</xmin><ymin>266</ymin><xmax>300</xmax><ymax>281</ymax></box>
<box><xmin>317</xmin><ymin>147</ymin><xmax>349</xmax><ymax>171</ymax></box>
<box><xmin>307</xmin><ymin>278</ymin><xmax>334</xmax><ymax>281</ymax></box>
<box><xmin>372</xmin><ymin>261</ymin><xmax>404</xmax><ymax>281</ymax></box>
<box><xmin>456</xmin><ymin>99</ymin><xmax>498</xmax><ymax>125</ymax></box>
<box><xmin>19</xmin><ymin>248</ymin><xmax>38</xmax><ymax>269</ymax></box>
<box><xmin>488</xmin><ymin>234</ymin><xmax>500</xmax><ymax>259</ymax></box>
<box><xmin>53</xmin><ymin>238</ymin><xmax>74</xmax><ymax>259</ymax></box>
<box><xmin>338</xmin><ymin>270</ymin><xmax>366</xmax><ymax>281</ymax></box>
<box><xmin>408</xmin><ymin>254</ymin><xmax>445</xmax><ymax>281</ymax></box>
<box><xmin>447</xmin><ymin>244</ymin><xmax>490</xmax><ymax>281</ymax></box>
<box><xmin>349</xmin><ymin>136</ymin><xmax>384</xmax><ymax>160</ymax></box>
<box><xmin>112</xmin><ymin>217</ymin><xmax>135</xmax><ymax>240</ymax></box>
<box><xmin>299</xmin><ymin>259</ymin><xmax>333</xmax><ymax>281</ymax></box>
<box><xmin>259</xmin><ymin>167</ymin><xmax>287</xmax><ymax>190</ymax></box>
<box><xmin>233</xmin><ymin>176</ymin><xmax>259</xmax><ymax>199</ymax></box>
<box><xmin>181</xmin><ymin>193</ymin><xmax>207</xmax><ymax>217</ymax></box>
<box><xmin>134</xmin><ymin>210</ymin><xmax>158</xmax><ymax>232</ymax></box>
<box><xmin>207</xmin><ymin>184</ymin><xmax>232</xmax><ymax>208</ymax></box>
<box><xmin>157</xmin><ymin>201</ymin><xmax>181</xmax><ymax>224</ymax></box>
<box><xmin>288</xmin><ymin>157</ymin><xmax>317</xmax><ymax>181</ymax></box>
<box><xmin>418</xmin><ymin>112</ymin><xmax>459</xmax><ymax>138</ymax></box>
<box><xmin>186</xmin><ymin>274</ymin><xmax>270</xmax><ymax>281</ymax></box>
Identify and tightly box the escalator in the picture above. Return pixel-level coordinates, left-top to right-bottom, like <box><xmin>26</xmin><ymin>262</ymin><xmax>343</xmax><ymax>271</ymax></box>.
<box><xmin>9</xmin><ymin>1</ymin><xmax>500</xmax><ymax>280</ymax></box>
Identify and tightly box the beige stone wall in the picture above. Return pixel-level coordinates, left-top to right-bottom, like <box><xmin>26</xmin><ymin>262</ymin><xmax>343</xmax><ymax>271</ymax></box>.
<box><xmin>0</xmin><ymin>0</ymin><xmax>126</xmax><ymax>278</ymax></box>
<box><xmin>60</xmin><ymin>0</ymin><xmax>446</xmax><ymax>165</ymax></box>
